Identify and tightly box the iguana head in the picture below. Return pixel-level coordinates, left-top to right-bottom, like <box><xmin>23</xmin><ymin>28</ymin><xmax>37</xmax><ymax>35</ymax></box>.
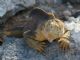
<box><xmin>29</xmin><ymin>8</ymin><xmax>65</xmax><ymax>42</ymax></box>
<box><xmin>42</xmin><ymin>17</ymin><xmax>65</xmax><ymax>42</ymax></box>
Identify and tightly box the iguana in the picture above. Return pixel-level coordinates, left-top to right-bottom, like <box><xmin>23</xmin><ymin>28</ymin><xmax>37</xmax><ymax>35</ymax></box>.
<box><xmin>0</xmin><ymin>8</ymin><xmax>70</xmax><ymax>52</ymax></box>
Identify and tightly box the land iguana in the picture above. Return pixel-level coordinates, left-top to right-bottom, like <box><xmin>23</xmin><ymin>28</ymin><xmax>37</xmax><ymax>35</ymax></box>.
<box><xmin>0</xmin><ymin>8</ymin><xmax>70</xmax><ymax>52</ymax></box>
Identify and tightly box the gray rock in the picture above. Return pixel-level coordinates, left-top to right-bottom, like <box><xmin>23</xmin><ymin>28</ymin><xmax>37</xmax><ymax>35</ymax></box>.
<box><xmin>2</xmin><ymin>37</ymin><xmax>46</xmax><ymax>60</ymax></box>
<box><xmin>1</xmin><ymin>32</ymin><xmax>80</xmax><ymax>60</ymax></box>
<box><xmin>62</xmin><ymin>0</ymin><xmax>80</xmax><ymax>4</ymax></box>
<box><xmin>0</xmin><ymin>0</ymin><xmax>35</xmax><ymax>23</ymax></box>
<box><xmin>37</xmin><ymin>0</ymin><xmax>62</xmax><ymax>5</ymax></box>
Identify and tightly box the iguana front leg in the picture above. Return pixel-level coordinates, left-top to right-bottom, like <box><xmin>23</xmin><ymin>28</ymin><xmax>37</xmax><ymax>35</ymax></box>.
<box><xmin>23</xmin><ymin>31</ymin><xmax>46</xmax><ymax>52</ymax></box>
<box><xmin>58</xmin><ymin>30</ymin><xmax>70</xmax><ymax>50</ymax></box>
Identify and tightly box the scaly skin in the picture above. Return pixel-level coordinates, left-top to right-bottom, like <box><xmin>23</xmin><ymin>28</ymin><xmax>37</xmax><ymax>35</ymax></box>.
<box><xmin>23</xmin><ymin>8</ymin><xmax>70</xmax><ymax>52</ymax></box>
<box><xmin>0</xmin><ymin>8</ymin><xmax>70</xmax><ymax>52</ymax></box>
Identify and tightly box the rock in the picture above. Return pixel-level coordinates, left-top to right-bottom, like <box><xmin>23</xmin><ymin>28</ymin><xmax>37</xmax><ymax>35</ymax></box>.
<box><xmin>72</xmin><ymin>11</ymin><xmax>80</xmax><ymax>18</ymax></box>
<box><xmin>63</xmin><ymin>10</ymin><xmax>72</xmax><ymax>17</ymax></box>
<box><xmin>0</xmin><ymin>0</ymin><xmax>35</xmax><ymax>24</ymax></box>
<box><xmin>64</xmin><ymin>16</ymin><xmax>80</xmax><ymax>31</ymax></box>
<box><xmin>2</xmin><ymin>37</ymin><xmax>46</xmax><ymax>60</ymax></box>
<box><xmin>37</xmin><ymin>0</ymin><xmax>62</xmax><ymax>7</ymax></box>
<box><xmin>1</xmin><ymin>31</ymin><xmax>80</xmax><ymax>60</ymax></box>
<box><xmin>62</xmin><ymin>0</ymin><xmax>80</xmax><ymax>4</ymax></box>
